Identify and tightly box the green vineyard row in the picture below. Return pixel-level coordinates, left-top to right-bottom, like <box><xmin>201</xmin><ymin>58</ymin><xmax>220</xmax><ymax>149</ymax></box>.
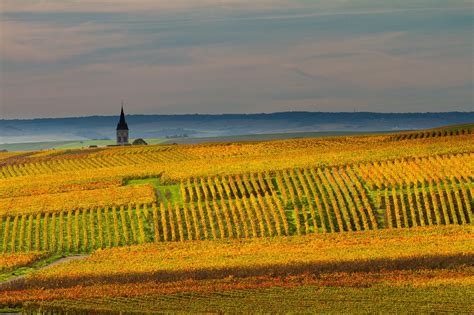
<box><xmin>0</xmin><ymin>172</ymin><xmax>471</xmax><ymax>254</ymax></box>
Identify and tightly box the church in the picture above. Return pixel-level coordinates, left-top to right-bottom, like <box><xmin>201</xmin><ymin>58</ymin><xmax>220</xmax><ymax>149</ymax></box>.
<box><xmin>115</xmin><ymin>105</ymin><xmax>147</xmax><ymax>146</ymax></box>
<box><xmin>116</xmin><ymin>106</ymin><xmax>129</xmax><ymax>146</ymax></box>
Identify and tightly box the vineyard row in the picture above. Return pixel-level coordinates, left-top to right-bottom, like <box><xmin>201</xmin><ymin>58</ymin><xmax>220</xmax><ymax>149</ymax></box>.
<box><xmin>390</xmin><ymin>127</ymin><xmax>472</xmax><ymax>141</ymax></box>
<box><xmin>381</xmin><ymin>178</ymin><xmax>473</xmax><ymax>228</ymax></box>
<box><xmin>0</xmin><ymin>177</ymin><xmax>471</xmax><ymax>254</ymax></box>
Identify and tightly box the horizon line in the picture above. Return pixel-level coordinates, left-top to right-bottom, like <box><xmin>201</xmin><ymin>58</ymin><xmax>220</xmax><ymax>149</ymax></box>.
<box><xmin>2</xmin><ymin>110</ymin><xmax>474</xmax><ymax>121</ymax></box>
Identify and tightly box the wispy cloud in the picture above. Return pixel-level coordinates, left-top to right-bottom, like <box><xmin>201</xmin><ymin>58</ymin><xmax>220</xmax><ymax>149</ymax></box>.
<box><xmin>1</xmin><ymin>1</ymin><xmax>472</xmax><ymax>118</ymax></box>
<box><xmin>3</xmin><ymin>0</ymin><xmax>471</xmax><ymax>13</ymax></box>
<box><xmin>1</xmin><ymin>0</ymin><xmax>291</xmax><ymax>13</ymax></box>
<box><xmin>2</xmin><ymin>21</ymin><xmax>144</xmax><ymax>62</ymax></box>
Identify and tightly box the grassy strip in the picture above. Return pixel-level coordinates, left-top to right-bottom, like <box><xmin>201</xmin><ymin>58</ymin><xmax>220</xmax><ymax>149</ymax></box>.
<box><xmin>0</xmin><ymin>254</ymin><xmax>62</xmax><ymax>283</ymax></box>
<box><xmin>0</xmin><ymin>307</ymin><xmax>22</xmax><ymax>313</ymax></box>
<box><xmin>125</xmin><ymin>178</ymin><xmax>183</xmax><ymax>204</ymax></box>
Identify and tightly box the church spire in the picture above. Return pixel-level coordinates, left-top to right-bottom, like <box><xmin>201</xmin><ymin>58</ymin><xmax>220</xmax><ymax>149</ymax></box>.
<box><xmin>116</xmin><ymin>101</ymin><xmax>129</xmax><ymax>131</ymax></box>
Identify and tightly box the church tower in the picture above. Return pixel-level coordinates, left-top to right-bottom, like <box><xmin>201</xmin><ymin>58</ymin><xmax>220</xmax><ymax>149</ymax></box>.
<box><xmin>116</xmin><ymin>103</ymin><xmax>129</xmax><ymax>146</ymax></box>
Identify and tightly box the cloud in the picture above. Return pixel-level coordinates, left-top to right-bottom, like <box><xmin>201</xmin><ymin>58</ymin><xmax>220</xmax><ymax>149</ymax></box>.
<box><xmin>2</xmin><ymin>0</ymin><xmax>471</xmax><ymax>14</ymax></box>
<box><xmin>1</xmin><ymin>21</ymin><xmax>146</xmax><ymax>63</ymax></box>
<box><xmin>286</xmin><ymin>32</ymin><xmax>472</xmax><ymax>90</ymax></box>
<box><xmin>2</xmin><ymin>28</ymin><xmax>471</xmax><ymax>117</ymax></box>
<box><xmin>1</xmin><ymin>0</ymin><xmax>292</xmax><ymax>13</ymax></box>
<box><xmin>1</xmin><ymin>2</ymin><xmax>472</xmax><ymax>118</ymax></box>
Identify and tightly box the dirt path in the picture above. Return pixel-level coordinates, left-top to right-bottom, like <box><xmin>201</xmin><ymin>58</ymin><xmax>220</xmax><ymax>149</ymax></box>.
<box><xmin>0</xmin><ymin>254</ymin><xmax>89</xmax><ymax>288</ymax></box>
<box><xmin>41</xmin><ymin>255</ymin><xmax>89</xmax><ymax>269</ymax></box>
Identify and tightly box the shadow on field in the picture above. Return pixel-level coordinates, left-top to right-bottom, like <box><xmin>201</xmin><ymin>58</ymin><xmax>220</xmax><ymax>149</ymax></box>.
<box><xmin>2</xmin><ymin>253</ymin><xmax>472</xmax><ymax>291</ymax></box>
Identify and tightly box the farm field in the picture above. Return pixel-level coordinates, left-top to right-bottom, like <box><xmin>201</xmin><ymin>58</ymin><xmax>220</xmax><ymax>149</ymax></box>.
<box><xmin>22</xmin><ymin>278</ymin><xmax>474</xmax><ymax>314</ymax></box>
<box><xmin>1</xmin><ymin>226</ymin><xmax>473</xmax><ymax>312</ymax></box>
<box><xmin>0</xmin><ymin>126</ymin><xmax>473</xmax><ymax>313</ymax></box>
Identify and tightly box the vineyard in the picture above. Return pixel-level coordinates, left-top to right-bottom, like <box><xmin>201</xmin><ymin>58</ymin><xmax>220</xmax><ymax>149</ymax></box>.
<box><xmin>0</xmin><ymin>129</ymin><xmax>473</xmax><ymax>312</ymax></box>
<box><xmin>0</xmin><ymin>153</ymin><xmax>471</xmax><ymax>253</ymax></box>
<box><xmin>23</xmin><ymin>282</ymin><xmax>474</xmax><ymax>314</ymax></box>
<box><xmin>1</xmin><ymin>226</ymin><xmax>473</xmax><ymax>312</ymax></box>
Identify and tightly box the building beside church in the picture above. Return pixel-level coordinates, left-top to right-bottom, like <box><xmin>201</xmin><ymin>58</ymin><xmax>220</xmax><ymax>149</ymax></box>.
<box><xmin>116</xmin><ymin>106</ymin><xmax>129</xmax><ymax>146</ymax></box>
<box><xmin>132</xmin><ymin>138</ymin><xmax>148</xmax><ymax>145</ymax></box>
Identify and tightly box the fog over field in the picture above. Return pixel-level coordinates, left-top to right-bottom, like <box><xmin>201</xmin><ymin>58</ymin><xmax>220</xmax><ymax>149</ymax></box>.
<box><xmin>1</xmin><ymin>112</ymin><xmax>473</xmax><ymax>145</ymax></box>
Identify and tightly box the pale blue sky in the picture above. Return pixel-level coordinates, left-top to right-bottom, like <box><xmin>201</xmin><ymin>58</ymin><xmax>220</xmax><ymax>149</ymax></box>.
<box><xmin>1</xmin><ymin>0</ymin><xmax>473</xmax><ymax>118</ymax></box>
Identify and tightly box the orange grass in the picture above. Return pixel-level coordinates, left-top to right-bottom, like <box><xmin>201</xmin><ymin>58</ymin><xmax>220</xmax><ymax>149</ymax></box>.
<box><xmin>2</xmin><ymin>267</ymin><xmax>472</xmax><ymax>306</ymax></box>
<box><xmin>0</xmin><ymin>185</ymin><xmax>156</xmax><ymax>216</ymax></box>
<box><xmin>0</xmin><ymin>252</ymin><xmax>47</xmax><ymax>272</ymax></box>
<box><xmin>3</xmin><ymin>225</ymin><xmax>471</xmax><ymax>292</ymax></box>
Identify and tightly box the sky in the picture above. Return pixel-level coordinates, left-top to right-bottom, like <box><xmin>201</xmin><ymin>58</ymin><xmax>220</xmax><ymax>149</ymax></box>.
<box><xmin>0</xmin><ymin>0</ymin><xmax>473</xmax><ymax>119</ymax></box>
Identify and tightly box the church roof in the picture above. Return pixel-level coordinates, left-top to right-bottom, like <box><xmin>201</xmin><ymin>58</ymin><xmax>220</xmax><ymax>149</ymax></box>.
<box><xmin>116</xmin><ymin>106</ymin><xmax>129</xmax><ymax>130</ymax></box>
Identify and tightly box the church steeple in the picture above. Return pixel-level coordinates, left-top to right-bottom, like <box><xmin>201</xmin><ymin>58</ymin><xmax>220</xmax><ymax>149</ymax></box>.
<box><xmin>116</xmin><ymin>101</ymin><xmax>129</xmax><ymax>145</ymax></box>
<box><xmin>116</xmin><ymin>103</ymin><xmax>129</xmax><ymax>131</ymax></box>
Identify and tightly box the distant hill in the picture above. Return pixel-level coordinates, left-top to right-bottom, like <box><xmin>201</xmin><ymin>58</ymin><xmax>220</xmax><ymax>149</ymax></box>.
<box><xmin>1</xmin><ymin>111</ymin><xmax>473</xmax><ymax>144</ymax></box>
